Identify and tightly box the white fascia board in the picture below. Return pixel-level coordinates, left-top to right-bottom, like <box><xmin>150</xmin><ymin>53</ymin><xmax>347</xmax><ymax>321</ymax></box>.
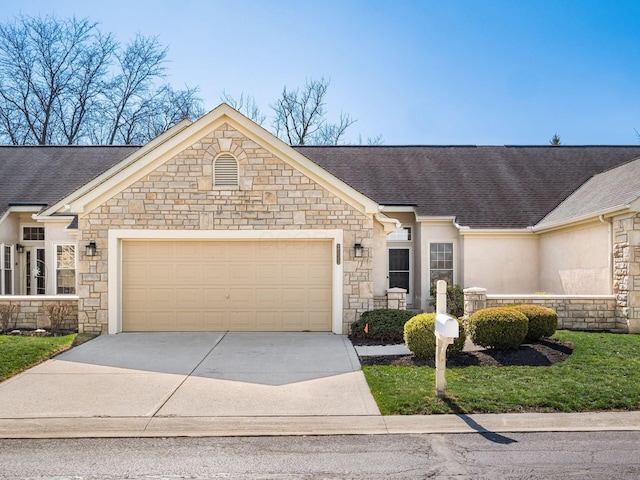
<box><xmin>42</xmin><ymin>119</ymin><xmax>193</xmax><ymax>216</ymax></box>
<box><xmin>30</xmin><ymin>214</ymin><xmax>76</xmax><ymax>223</ymax></box>
<box><xmin>0</xmin><ymin>206</ymin><xmax>43</xmax><ymax>225</ymax></box>
<box><xmin>375</xmin><ymin>213</ymin><xmax>401</xmax><ymax>234</ymax></box>
<box><xmin>379</xmin><ymin>205</ymin><xmax>416</xmax><ymax>213</ymax></box>
<box><xmin>460</xmin><ymin>228</ymin><xmax>536</xmax><ymax>237</ymax></box>
<box><xmin>532</xmin><ymin>205</ymin><xmax>632</xmax><ymax>234</ymax></box>
<box><xmin>415</xmin><ymin>215</ymin><xmax>458</xmax><ymax>224</ymax></box>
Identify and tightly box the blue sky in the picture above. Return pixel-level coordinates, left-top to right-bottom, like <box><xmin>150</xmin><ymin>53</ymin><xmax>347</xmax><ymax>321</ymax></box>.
<box><xmin>4</xmin><ymin>0</ymin><xmax>640</xmax><ymax>145</ymax></box>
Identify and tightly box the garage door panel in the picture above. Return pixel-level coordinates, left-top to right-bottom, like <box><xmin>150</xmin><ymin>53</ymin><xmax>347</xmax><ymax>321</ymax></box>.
<box><xmin>255</xmin><ymin>264</ymin><xmax>281</xmax><ymax>282</ymax></box>
<box><xmin>122</xmin><ymin>240</ymin><xmax>332</xmax><ymax>332</ymax></box>
<box><xmin>227</xmin><ymin>264</ymin><xmax>254</xmax><ymax>283</ymax></box>
<box><xmin>202</xmin><ymin>267</ymin><xmax>228</xmax><ymax>285</ymax></box>
<box><xmin>175</xmin><ymin>263</ymin><xmax>202</xmax><ymax>283</ymax></box>
<box><xmin>308</xmin><ymin>311</ymin><xmax>331</xmax><ymax>330</ymax></box>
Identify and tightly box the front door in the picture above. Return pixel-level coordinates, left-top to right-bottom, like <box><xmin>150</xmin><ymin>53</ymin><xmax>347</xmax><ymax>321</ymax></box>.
<box><xmin>388</xmin><ymin>247</ymin><xmax>411</xmax><ymax>303</ymax></box>
<box><xmin>25</xmin><ymin>248</ymin><xmax>46</xmax><ymax>295</ymax></box>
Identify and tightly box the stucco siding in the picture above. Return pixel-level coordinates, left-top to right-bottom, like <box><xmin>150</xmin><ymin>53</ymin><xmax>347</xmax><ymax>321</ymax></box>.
<box><xmin>539</xmin><ymin>221</ymin><xmax>610</xmax><ymax>294</ymax></box>
<box><xmin>463</xmin><ymin>234</ymin><xmax>539</xmax><ymax>293</ymax></box>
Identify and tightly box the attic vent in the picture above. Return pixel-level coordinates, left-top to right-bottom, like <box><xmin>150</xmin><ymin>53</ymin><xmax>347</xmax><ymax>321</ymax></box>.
<box><xmin>214</xmin><ymin>154</ymin><xmax>239</xmax><ymax>186</ymax></box>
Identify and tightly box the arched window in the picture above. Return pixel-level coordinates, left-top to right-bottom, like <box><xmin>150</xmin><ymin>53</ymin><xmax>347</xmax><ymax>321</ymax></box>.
<box><xmin>214</xmin><ymin>154</ymin><xmax>239</xmax><ymax>186</ymax></box>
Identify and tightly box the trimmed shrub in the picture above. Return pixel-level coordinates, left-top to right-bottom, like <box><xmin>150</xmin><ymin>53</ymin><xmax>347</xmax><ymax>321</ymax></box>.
<box><xmin>350</xmin><ymin>309</ymin><xmax>415</xmax><ymax>344</ymax></box>
<box><xmin>510</xmin><ymin>304</ymin><xmax>558</xmax><ymax>341</ymax></box>
<box><xmin>468</xmin><ymin>307</ymin><xmax>528</xmax><ymax>350</ymax></box>
<box><xmin>428</xmin><ymin>284</ymin><xmax>464</xmax><ymax>318</ymax></box>
<box><xmin>403</xmin><ymin>313</ymin><xmax>466</xmax><ymax>358</ymax></box>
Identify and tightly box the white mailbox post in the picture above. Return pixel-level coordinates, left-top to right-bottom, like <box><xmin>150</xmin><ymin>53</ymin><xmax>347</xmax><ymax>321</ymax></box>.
<box><xmin>435</xmin><ymin>280</ymin><xmax>459</xmax><ymax>397</ymax></box>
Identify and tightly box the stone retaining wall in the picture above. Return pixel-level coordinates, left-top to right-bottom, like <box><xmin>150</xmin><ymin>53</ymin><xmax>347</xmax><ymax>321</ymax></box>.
<box><xmin>464</xmin><ymin>288</ymin><xmax>624</xmax><ymax>332</ymax></box>
<box><xmin>0</xmin><ymin>296</ymin><xmax>78</xmax><ymax>331</ymax></box>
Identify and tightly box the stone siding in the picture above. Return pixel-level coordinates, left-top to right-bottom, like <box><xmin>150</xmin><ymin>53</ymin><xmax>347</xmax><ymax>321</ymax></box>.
<box><xmin>78</xmin><ymin>123</ymin><xmax>375</xmax><ymax>334</ymax></box>
<box><xmin>0</xmin><ymin>296</ymin><xmax>78</xmax><ymax>331</ymax></box>
<box><xmin>613</xmin><ymin>213</ymin><xmax>640</xmax><ymax>333</ymax></box>
<box><xmin>464</xmin><ymin>288</ymin><xmax>623</xmax><ymax>332</ymax></box>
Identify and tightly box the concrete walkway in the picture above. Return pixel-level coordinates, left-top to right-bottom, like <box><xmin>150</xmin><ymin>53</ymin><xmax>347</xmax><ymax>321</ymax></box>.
<box><xmin>1</xmin><ymin>333</ymin><xmax>640</xmax><ymax>438</ymax></box>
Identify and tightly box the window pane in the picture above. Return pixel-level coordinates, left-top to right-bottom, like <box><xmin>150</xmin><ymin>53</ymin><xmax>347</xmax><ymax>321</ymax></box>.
<box><xmin>56</xmin><ymin>270</ymin><xmax>76</xmax><ymax>294</ymax></box>
<box><xmin>389</xmin><ymin>272</ymin><xmax>410</xmax><ymax>291</ymax></box>
<box><xmin>57</xmin><ymin>245</ymin><xmax>75</xmax><ymax>269</ymax></box>
<box><xmin>23</xmin><ymin>227</ymin><xmax>45</xmax><ymax>241</ymax></box>
<box><xmin>388</xmin><ymin>227</ymin><xmax>411</xmax><ymax>241</ymax></box>
<box><xmin>430</xmin><ymin>243</ymin><xmax>453</xmax><ymax>289</ymax></box>
<box><xmin>389</xmin><ymin>249</ymin><xmax>409</xmax><ymax>270</ymax></box>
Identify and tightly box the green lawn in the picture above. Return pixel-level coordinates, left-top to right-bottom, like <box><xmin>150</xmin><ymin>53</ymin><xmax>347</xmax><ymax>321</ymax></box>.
<box><xmin>363</xmin><ymin>331</ymin><xmax>640</xmax><ymax>415</ymax></box>
<box><xmin>0</xmin><ymin>334</ymin><xmax>78</xmax><ymax>382</ymax></box>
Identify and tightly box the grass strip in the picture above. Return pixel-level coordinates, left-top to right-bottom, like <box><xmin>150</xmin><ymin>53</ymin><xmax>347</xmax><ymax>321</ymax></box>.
<box><xmin>363</xmin><ymin>331</ymin><xmax>640</xmax><ymax>414</ymax></box>
<box><xmin>0</xmin><ymin>334</ymin><xmax>77</xmax><ymax>382</ymax></box>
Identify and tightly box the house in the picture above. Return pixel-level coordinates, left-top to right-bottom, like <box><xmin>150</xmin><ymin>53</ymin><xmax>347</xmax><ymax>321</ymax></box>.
<box><xmin>1</xmin><ymin>104</ymin><xmax>639</xmax><ymax>334</ymax></box>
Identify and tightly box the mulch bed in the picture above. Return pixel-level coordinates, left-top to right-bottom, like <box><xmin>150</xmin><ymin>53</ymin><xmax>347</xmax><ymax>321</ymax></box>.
<box><xmin>357</xmin><ymin>337</ymin><xmax>574</xmax><ymax>368</ymax></box>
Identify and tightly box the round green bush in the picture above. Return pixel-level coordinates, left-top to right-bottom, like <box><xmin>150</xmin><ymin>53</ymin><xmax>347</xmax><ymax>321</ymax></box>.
<box><xmin>350</xmin><ymin>309</ymin><xmax>415</xmax><ymax>344</ymax></box>
<box><xmin>510</xmin><ymin>304</ymin><xmax>558</xmax><ymax>341</ymax></box>
<box><xmin>468</xmin><ymin>307</ymin><xmax>528</xmax><ymax>350</ymax></box>
<box><xmin>403</xmin><ymin>313</ymin><xmax>466</xmax><ymax>358</ymax></box>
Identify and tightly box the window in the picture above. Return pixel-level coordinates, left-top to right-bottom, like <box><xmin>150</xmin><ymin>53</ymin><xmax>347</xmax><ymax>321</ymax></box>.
<box><xmin>23</xmin><ymin>226</ymin><xmax>45</xmax><ymax>241</ymax></box>
<box><xmin>214</xmin><ymin>154</ymin><xmax>238</xmax><ymax>186</ymax></box>
<box><xmin>430</xmin><ymin>242</ymin><xmax>454</xmax><ymax>288</ymax></box>
<box><xmin>388</xmin><ymin>227</ymin><xmax>411</xmax><ymax>241</ymax></box>
<box><xmin>56</xmin><ymin>245</ymin><xmax>76</xmax><ymax>294</ymax></box>
<box><xmin>1</xmin><ymin>245</ymin><xmax>12</xmax><ymax>294</ymax></box>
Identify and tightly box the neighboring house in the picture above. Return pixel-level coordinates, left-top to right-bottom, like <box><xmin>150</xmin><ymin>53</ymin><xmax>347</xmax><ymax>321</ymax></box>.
<box><xmin>1</xmin><ymin>104</ymin><xmax>639</xmax><ymax>334</ymax></box>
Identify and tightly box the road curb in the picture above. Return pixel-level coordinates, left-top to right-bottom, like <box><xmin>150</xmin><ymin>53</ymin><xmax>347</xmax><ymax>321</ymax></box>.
<box><xmin>2</xmin><ymin>412</ymin><xmax>640</xmax><ymax>438</ymax></box>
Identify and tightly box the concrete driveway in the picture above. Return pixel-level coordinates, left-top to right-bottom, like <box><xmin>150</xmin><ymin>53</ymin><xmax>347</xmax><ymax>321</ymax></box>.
<box><xmin>0</xmin><ymin>332</ymin><xmax>380</xmax><ymax>419</ymax></box>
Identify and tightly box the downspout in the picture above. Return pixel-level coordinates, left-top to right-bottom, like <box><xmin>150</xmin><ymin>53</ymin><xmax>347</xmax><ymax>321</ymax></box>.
<box><xmin>599</xmin><ymin>214</ymin><xmax>613</xmax><ymax>294</ymax></box>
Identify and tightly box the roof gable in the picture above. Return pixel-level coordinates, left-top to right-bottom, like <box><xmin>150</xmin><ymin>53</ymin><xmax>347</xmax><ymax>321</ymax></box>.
<box><xmin>60</xmin><ymin>104</ymin><xmax>380</xmax><ymax>217</ymax></box>
<box><xmin>536</xmin><ymin>156</ymin><xmax>640</xmax><ymax>229</ymax></box>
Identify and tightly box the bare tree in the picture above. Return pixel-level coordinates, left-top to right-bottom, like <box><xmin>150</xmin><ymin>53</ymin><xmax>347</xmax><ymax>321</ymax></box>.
<box><xmin>271</xmin><ymin>78</ymin><xmax>356</xmax><ymax>145</ymax></box>
<box><xmin>0</xmin><ymin>15</ymin><xmax>203</xmax><ymax>145</ymax></box>
<box><xmin>220</xmin><ymin>91</ymin><xmax>266</xmax><ymax>125</ymax></box>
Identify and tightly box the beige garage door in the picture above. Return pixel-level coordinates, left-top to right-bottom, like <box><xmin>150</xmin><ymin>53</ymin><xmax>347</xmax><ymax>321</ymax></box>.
<box><xmin>122</xmin><ymin>240</ymin><xmax>332</xmax><ymax>332</ymax></box>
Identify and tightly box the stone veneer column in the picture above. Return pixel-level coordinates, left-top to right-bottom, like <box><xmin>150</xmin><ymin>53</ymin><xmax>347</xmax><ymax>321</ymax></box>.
<box><xmin>463</xmin><ymin>287</ymin><xmax>487</xmax><ymax>319</ymax></box>
<box><xmin>386</xmin><ymin>288</ymin><xmax>407</xmax><ymax>310</ymax></box>
<box><xmin>613</xmin><ymin>214</ymin><xmax>640</xmax><ymax>333</ymax></box>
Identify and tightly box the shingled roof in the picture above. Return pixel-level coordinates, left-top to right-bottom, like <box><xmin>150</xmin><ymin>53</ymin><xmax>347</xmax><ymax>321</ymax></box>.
<box><xmin>295</xmin><ymin>145</ymin><xmax>640</xmax><ymax>228</ymax></box>
<box><xmin>2</xmin><ymin>144</ymin><xmax>639</xmax><ymax>230</ymax></box>
<box><xmin>0</xmin><ymin>146</ymin><xmax>139</xmax><ymax>217</ymax></box>
<box><xmin>537</xmin><ymin>157</ymin><xmax>640</xmax><ymax>228</ymax></box>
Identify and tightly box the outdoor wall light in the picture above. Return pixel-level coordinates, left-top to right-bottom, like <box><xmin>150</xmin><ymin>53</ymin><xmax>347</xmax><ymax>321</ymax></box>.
<box><xmin>85</xmin><ymin>241</ymin><xmax>98</xmax><ymax>257</ymax></box>
<box><xmin>354</xmin><ymin>243</ymin><xmax>364</xmax><ymax>258</ymax></box>
<box><xmin>15</xmin><ymin>244</ymin><xmax>24</xmax><ymax>253</ymax></box>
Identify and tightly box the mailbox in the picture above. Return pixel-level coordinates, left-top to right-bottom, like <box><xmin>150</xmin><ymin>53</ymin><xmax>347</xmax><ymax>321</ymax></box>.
<box><xmin>435</xmin><ymin>313</ymin><xmax>459</xmax><ymax>338</ymax></box>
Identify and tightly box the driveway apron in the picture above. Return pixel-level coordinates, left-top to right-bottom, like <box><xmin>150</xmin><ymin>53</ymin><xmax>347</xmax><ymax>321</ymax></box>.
<box><xmin>0</xmin><ymin>332</ymin><xmax>380</xmax><ymax>419</ymax></box>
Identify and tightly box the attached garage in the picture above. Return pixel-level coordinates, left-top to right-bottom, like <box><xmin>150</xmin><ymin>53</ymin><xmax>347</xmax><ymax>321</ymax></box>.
<box><xmin>120</xmin><ymin>239</ymin><xmax>333</xmax><ymax>332</ymax></box>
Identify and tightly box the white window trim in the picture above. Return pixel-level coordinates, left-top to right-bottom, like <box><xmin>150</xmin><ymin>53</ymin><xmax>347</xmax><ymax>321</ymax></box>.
<box><xmin>54</xmin><ymin>243</ymin><xmax>77</xmax><ymax>295</ymax></box>
<box><xmin>387</xmin><ymin>246</ymin><xmax>413</xmax><ymax>305</ymax></box>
